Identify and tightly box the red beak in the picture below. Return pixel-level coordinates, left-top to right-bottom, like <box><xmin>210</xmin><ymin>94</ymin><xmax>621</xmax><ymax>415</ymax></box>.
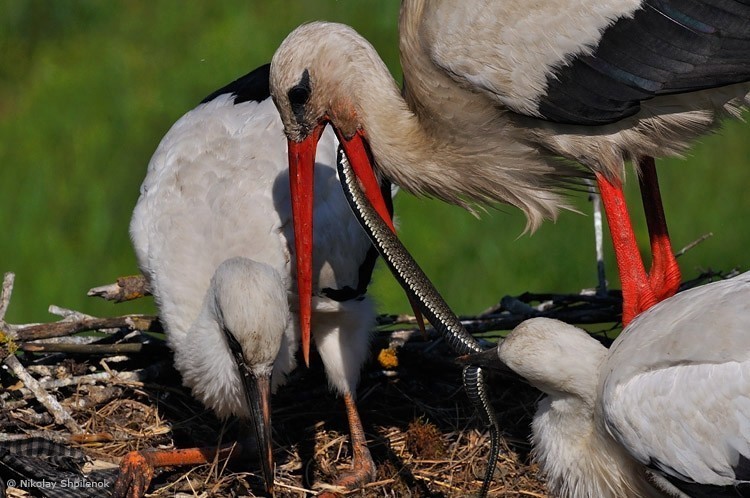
<box><xmin>288</xmin><ymin>126</ymin><xmax>395</xmax><ymax>367</ymax></box>
<box><xmin>288</xmin><ymin>124</ymin><xmax>324</xmax><ymax>367</ymax></box>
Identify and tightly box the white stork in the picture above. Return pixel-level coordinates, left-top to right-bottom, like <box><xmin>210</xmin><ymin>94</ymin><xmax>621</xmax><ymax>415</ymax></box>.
<box><xmin>268</xmin><ymin>2</ymin><xmax>750</xmax><ymax>328</ymax></box>
<box><xmin>462</xmin><ymin>272</ymin><xmax>750</xmax><ymax>497</ymax></box>
<box><xmin>115</xmin><ymin>64</ymin><xmax>382</xmax><ymax>497</ymax></box>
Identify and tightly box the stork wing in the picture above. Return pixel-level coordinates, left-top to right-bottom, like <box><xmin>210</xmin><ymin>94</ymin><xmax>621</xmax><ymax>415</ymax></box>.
<box><xmin>421</xmin><ymin>0</ymin><xmax>750</xmax><ymax>124</ymax></box>
<box><xmin>599</xmin><ymin>272</ymin><xmax>750</xmax><ymax>493</ymax></box>
<box><xmin>602</xmin><ymin>360</ymin><xmax>750</xmax><ymax>493</ymax></box>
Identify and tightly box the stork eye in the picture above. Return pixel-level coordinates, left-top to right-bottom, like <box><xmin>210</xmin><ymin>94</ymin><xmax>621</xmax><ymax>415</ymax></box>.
<box><xmin>288</xmin><ymin>85</ymin><xmax>309</xmax><ymax>107</ymax></box>
<box><xmin>288</xmin><ymin>69</ymin><xmax>311</xmax><ymax>104</ymax></box>
<box><xmin>288</xmin><ymin>69</ymin><xmax>311</xmax><ymax>124</ymax></box>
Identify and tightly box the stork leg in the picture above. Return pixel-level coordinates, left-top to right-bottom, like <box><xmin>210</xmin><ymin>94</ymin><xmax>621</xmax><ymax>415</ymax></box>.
<box><xmin>595</xmin><ymin>172</ymin><xmax>658</xmax><ymax>325</ymax></box>
<box><xmin>638</xmin><ymin>156</ymin><xmax>681</xmax><ymax>301</ymax></box>
<box><xmin>113</xmin><ymin>444</ymin><xmax>241</xmax><ymax>498</ymax></box>
<box><xmin>320</xmin><ymin>392</ymin><xmax>376</xmax><ymax>497</ymax></box>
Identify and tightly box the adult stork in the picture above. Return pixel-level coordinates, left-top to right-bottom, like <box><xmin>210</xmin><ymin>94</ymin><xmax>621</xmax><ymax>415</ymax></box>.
<box><xmin>269</xmin><ymin>2</ymin><xmax>750</xmax><ymax>328</ymax></box>
<box><xmin>115</xmin><ymin>64</ymin><xmax>383</xmax><ymax>497</ymax></box>
<box><xmin>462</xmin><ymin>272</ymin><xmax>750</xmax><ymax>497</ymax></box>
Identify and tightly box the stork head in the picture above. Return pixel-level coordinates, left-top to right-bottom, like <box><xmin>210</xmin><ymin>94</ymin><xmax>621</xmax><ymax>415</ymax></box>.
<box><xmin>499</xmin><ymin>319</ymin><xmax>608</xmax><ymax>403</ymax></box>
<box><xmin>461</xmin><ymin>318</ymin><xmax>608</xmax><ymax>405</ymax></box>
<box><xmin>270</xmin><ymin>21</ymin><xmax>396</xmax><ymax>366</ymax></box>
<box><xmin>209</xmin><ymin>257</ymin><xmax>289</xmax><ymax>495</ymax></box>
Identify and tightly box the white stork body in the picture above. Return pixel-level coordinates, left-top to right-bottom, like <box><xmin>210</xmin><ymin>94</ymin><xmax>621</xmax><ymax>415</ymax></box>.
<box><xmin>399</xmin><ymin>0</ymin><xmax>750</xmax><ymax>186</ymax></box>
<box><xmin>127</xmin><ymin>64</ymin><xmax>377</xmax><ymax>493</ymax></box>
<box><xmin>269</xmin><ymin>2</ymin><xmax>750</xmax><ymax>324</ymax></box>
<box><xmin>472</xmin><ymin>272</ymin><xmax>750</xmax><ymax>497</ymax></box>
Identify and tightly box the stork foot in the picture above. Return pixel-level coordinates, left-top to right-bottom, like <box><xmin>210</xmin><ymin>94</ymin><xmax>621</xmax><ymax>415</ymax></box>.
<box><xmin>595</xmin><ymin>169</ymin><xmax>682</xmax><ymax>327</ymax></box>
<box><xmin>317</xmin><ymin>422</ymin><xmax>377</xmax><ymax>498</ymax></box>
<box><xmin>113</xmin><ymin>444</ymin><xmax>242</xmax><ymax>498</ymax></box>
<box><xmin>113</xmin><ymin>451</ymin><xmax>155</xmax><ymax>498</ymax></box>
<box><xmin>337</xmin><ymin>447</ymin><xmax>377</xmax><ymax>488</ymax></box>
<box><xmin>316</xmin><ymin>392</ymin><xmax>377</xmax><ymax>496</ymax></box>
<box><xmin>318</xmin><ymin>456</ymin><xmax>377</xmax><ymax>498</ymax></box>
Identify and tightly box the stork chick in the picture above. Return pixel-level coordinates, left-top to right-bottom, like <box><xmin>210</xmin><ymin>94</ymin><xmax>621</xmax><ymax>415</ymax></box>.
<box><xmin>116</xmin><ymin>63</ymin><xmax>381</xmax><ymax>497</ymax></box>
<box><xmin>463</xmin><ymin>272</ymin><xmax>750</xmax><ymax>497</ymax></box>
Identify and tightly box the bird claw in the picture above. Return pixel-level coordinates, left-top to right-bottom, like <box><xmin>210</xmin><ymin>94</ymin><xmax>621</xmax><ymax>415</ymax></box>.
<box><xmin>315</xmin><ymin>461</ymin><xmax>377</xmax><ymax>498</ymax></box>
<box><xmin>317</xmin><ymin>486</ymin><xmax>348</xmax><ymax>498</ymax></box>
<box><xmin>324</xmin><ymin>459</ymin><xmax>377</xmax><ymax>496</ymax></box>
<box><xmin>113</xmin><ymin>451</ymin><xmax>155</xmax><ymax>498</ymax></box>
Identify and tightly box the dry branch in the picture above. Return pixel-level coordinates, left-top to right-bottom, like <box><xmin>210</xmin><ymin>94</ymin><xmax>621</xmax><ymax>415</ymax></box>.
<box><xmin>675</xmin><ymin>232</ymin><xmax>713</xmax><ymax>258</ymax></box>
<box><xmin>4</xmin><ymin>355</ymin><xmax>82</xmax><ymax>433</ymax></box>
<box><xmin>0</xmin><ymin>272</ymin><xmax>14</xmax><ymax>322</ymax></box>
<box><xmin>87</xmin><ymin>274</ymin><xmax>151</xmax><ymax>302</ymax></box>
<box><xmin>7</xmin><ymin>361</ymin><xmax>168</xmax><ymax>397</ymax></box>
<box><xmin>20</xmin><ymin>341</ymin><xmax>169</xmax><ymax>355</ymax></box>
<box><xmin>11</xmin><ymin>314</ymin><xmax>161</xmax><ymax>341</ymax></box>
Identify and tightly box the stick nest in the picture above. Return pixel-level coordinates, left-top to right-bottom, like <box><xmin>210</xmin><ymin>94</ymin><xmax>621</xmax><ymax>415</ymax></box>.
<box><xmin>1</xmin><ymin>269</ymin><xmax>735</xmax><ymax>497</ymax></box>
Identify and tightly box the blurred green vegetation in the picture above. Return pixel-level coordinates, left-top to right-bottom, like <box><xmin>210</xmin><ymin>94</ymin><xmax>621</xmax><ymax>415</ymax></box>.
<box><xmin>1</xmin><ymin>1</ymin><xmax>748</xmax><ymax>326</ymax></box>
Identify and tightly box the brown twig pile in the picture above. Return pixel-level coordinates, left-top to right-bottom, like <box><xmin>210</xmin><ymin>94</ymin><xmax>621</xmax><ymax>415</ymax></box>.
<box><xmin>0</xmin><ymin>269</ymin><xmax>738</xmax><ymax>497</ymax></box>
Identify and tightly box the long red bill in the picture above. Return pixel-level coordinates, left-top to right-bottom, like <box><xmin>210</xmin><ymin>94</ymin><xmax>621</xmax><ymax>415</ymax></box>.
<box><xmin>288</xmin><ymin>125</ymin><xmax>325</xmax><ymax>367</ymax></box>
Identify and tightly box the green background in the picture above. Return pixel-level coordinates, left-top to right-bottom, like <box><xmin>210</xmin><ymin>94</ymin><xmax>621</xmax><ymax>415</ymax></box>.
<box><xmin>2</xmin><ymin>1</ymin><xmax>748</xmax><ymax>325</ymax></box>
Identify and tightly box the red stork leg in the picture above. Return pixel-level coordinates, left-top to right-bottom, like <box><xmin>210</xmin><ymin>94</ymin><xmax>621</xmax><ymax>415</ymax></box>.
<box><xmin>113</xmin><ymin>444</ymin><xmax>242</xmax><ymax>498</ymax></box>
<box><xmin>319</xmin><ymin>392</ymin><xmax>376</xmax><ymax>497</ymax></box>
<box><xmin>595</xmin><ymin>172</ymin><xmax>658</xmax><ymax>325</ymax></box>
<box><xmin>637</xmin><ymin>156</ymin><xmax>681</xmax><ymax>301</ymax></box>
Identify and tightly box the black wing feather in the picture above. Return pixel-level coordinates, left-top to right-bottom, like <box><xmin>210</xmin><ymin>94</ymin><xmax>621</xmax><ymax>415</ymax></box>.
<box><xmin>538</xmin><ymin>0</ymin><xmax>750</xmax><ymax>125</ymax></box>
<box><xmin>200</xmin><ymin>63</ymin><xmax>271</xmax><ymax>105</ymax></box>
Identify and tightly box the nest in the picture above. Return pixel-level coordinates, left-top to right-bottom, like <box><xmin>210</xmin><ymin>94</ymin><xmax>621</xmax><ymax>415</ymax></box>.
<box><xmin>0</xmin><ymin>269</ymin><xmax>734</xmax><ymax>497</ymax></box>
<box><xmin>1</xmin><ymin>330</ymin><xmax>547</xmax><ymax>496</ymax></box>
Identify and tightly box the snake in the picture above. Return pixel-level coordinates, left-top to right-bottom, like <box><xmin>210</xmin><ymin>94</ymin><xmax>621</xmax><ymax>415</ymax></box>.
<box><xmin>335</xmin><ymin>146</ymin><xmax>500</xmax><ymax>498</ymax></box>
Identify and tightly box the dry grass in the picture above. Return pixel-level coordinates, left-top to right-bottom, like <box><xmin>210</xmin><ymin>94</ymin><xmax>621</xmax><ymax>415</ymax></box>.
<box><xmin>1</xmin><ymin>327</ymin><xmax>549</xmax><ymax>497</ymax></box>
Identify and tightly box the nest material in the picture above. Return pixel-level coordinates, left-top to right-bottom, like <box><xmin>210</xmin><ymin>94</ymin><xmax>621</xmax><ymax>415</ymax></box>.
<box><xmin>1</xmin><ymin>326</ymin><xmax>549</xmax><ymax>497</ymax></box>
<box><xmin>1</xmin><ymin>269</ymin><xmax>734</xmax><ymax>497</ymax></box>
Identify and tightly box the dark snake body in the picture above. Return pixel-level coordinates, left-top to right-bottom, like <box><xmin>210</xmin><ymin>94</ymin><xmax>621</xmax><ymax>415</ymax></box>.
<box><xmin>335</xmin><ymin>147</ymin><xmax>500</xmax><ymax>498</ymax></box>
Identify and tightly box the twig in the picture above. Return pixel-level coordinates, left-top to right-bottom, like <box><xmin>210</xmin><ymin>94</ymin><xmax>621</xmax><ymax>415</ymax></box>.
<box><xmin>4</xmin><ymin>362</ymin><xmax>167</xmax><ymax>415</ymax></box>
<box><xmin>12</xmin><ymin>314</ymin><xmax>161</xmax><ymax>341</ymax></box>
<box><xmin>3</xmin><ymin>354</ymin><xmax>83</xmax><ymax>433</ymax></box>
<box><xmin>675</xmin><ymin>232</ymin><xmax>713</xmax><ymax>258</ymax></box>
<box><xmin>0</xmin><ymin>272</ymin><xmax>14</xmax><ymax>323</ymax></box>
<box><xmin>49</xmin><ymin>305</ymin><xmax>94</xmax><ymax>320</ymax></box>
<box><xmin>88</xmin><ymin>274</ymin><xmax>151</xmax><ymax>302</ymax></box>
<box><xmin>20</xmin><ymin>341</ymin><xmax>169</xmax><ymax>355</ymax></box>
<box><xmin>272</xmin><ymin>481</ymin><xmax>317</xmax><ymax>494</ymax></box>
<box><xmin>0</xmin><ymin>430</ymin><xmax>75</xmax><ymax>444</ymax></box>
<box><xmin>376</xmin><ymin>313</ymin><xmax>423</xmax><ymax>326</ymax></box>
<box><xmin>0</xmin><ymin>360</ymin><xmax>169</xmax><ymax>399</ymax></box>
<box><xmin>33</xmin><ymin>362</ymin><xmax>167</xmax><ymax>391</ymax></box>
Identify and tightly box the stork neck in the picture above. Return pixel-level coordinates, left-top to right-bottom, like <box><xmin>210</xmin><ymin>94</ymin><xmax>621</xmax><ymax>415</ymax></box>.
<box><xmin>348</xmin><ymin>10</ymin><xmax>575</xmax><ymax>229</ymax></box>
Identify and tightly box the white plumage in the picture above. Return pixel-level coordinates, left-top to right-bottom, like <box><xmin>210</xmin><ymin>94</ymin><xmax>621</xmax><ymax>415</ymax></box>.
<box><xmin>471</xmin><ymin>272</ymin><xmax>750</xmax><ymax>497</ymax></box>
<box><xmin>270</xmin><ymin>2</ymin><xmax>750</xmax><ymax>325</ymax></box>
<box><xmin>411</xmin><ymin>0</ymin><xmax>643</xmax><ymax>117</ymax></box>
<box><xmin>177</xmin><ymin>256</ymin><xmax>290</xmax><ymax>420</ymax></box>
<box><xmin>131</xmin><ymin>92</ymin><xmax>374</xmax><ymax>415</ymax></box>
<box><xmin>126</xmin><ymin>67</ymin><xmax>378</xmax><ymax>494</ymax></box>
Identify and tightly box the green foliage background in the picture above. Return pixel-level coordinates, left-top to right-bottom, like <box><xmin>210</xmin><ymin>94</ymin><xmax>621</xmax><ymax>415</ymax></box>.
<box><xmin>1</xmin><ymin>1</ymin><xmax>748</xmax><ymax>325</ymax></box>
